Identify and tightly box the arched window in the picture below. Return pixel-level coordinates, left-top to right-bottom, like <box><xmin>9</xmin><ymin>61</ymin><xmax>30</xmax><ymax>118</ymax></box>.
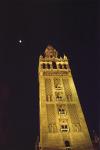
<box><xmin>61</xmin><ymin>125</ymin><xmax>69</xmax><ymax>132</ymax></box>
<box><xmin>47</xmin><ymin>63</ymin><xmax>50</xmax><ymax>69</ymax></box>
<box><xmin>58</xmin><ymin>108</ymin><xmax>65</xmax><ymax>114</ymax></box>
<box><xmin>67</xmin><ymin>94</ymin><xmax>72</xmax><ymax>101</ymax></box>
<box><xmin>43</xmin><ymin>63</ymin><xmax>46</xmax><ymax>69</ymax></box>
<box><xmin>54</xmin><ymin>78</ymin><xmax>61</xmax><ymax>89</ymax></box>
<box><xmin>64</xmin><ymin>64</ymin><xmax>67</xmax><ymax>69</ymax></box>
<box><xmin>59</xmin><ymin>64</ymin><xmax>62</xmax><ymax>69</ymax></box>
<box><xmin>55</xmin><ymin>92</ymin><xmax>63</xmax><ymax>101</ymax></box>
<box><xmin>52</xmin><ymin>61</ymin><xmax>57</xmax><ymax>69</ymax></box>
<box><xmin>65</xmin><ymin>140</ymin><xmax>70</xmax><ymax>147</ymax></box>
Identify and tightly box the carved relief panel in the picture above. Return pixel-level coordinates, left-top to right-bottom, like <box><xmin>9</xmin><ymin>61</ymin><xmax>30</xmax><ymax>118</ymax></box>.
<box><xmin>46</xmin><ymin>104</ymin><xmax>57</xmax><ymax>133</ymax></box>
<box><xmin>54</xmin><ymin>78</ymin><xmax>62</xmax><ymax>89</ymax></box>
<box><xmin>55</xmin><ymin>91</ymin><xmax>63</xmax><ymax>101</ymax></box>
<box><xmin>63</xmin><ymin>78</ymin><xmax>73</xmax><ymax>101</ymax></box>
<box><xmin>72</xmin><ymin>123</ymin><xmax>81</xmax><ymax>132</ymax></box>
<box><xmin>45</xmin><ymin>78</ymin><xmax>53</xmax><ymax>101</ymax></box>
<box><xmin>67</xmin><ymin>104</ymin><xmax>81</xmax><ymax>132</ymax></box>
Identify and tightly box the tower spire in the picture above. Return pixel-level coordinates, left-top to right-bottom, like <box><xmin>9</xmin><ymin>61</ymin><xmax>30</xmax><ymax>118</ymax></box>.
<box><xmin>44</xmin><ymin>44</ymin><xmax>58</xmax><ymax>58</ymax></box>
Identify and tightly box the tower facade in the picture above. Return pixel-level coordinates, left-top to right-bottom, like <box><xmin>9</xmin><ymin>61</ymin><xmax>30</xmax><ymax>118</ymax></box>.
<box><xmin>38</xmin><ymin>45</ymin><xmax>93</xmax><ymax>150</ymax></box>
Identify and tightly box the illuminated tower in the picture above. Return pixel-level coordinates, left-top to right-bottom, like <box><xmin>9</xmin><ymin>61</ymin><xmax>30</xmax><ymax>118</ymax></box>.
<box><xmin>38</xmin><ymin>45</ymin><xmax>94</xmax><ymax>150</ymax></box>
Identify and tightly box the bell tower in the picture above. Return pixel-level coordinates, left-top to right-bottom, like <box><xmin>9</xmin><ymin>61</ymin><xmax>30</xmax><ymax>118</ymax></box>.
<box><xmin>38</xmin><ymin>45</ymin><xmax>94</xmax><ymax>150</ymax></box>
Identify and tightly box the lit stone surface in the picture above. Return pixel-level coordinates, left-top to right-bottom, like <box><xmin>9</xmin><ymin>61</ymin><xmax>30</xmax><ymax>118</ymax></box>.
<box><xmin>37</xmin><ymin>45</ymin><xmax>94</xmax><ymax>150</ymax></box>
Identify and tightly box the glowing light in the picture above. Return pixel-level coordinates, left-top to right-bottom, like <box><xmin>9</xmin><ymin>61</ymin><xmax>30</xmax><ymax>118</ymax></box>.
<box><xmin>19</xmin><ymin>40</ymin><xmax>22</xmax><ymax>43</ymax></box>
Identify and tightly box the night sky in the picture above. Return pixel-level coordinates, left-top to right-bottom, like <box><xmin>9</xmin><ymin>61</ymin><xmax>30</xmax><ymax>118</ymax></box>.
<box><xmin>0</xmin><ymin>0</ymin><xmax>99</xmax><ymax>149</ymax></box>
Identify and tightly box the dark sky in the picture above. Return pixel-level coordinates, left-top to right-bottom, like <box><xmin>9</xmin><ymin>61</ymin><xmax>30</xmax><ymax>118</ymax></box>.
<box><xmin>0</xmin><ymin>0</ymin><xmax>99</xmax><ymax>149</ymax></box>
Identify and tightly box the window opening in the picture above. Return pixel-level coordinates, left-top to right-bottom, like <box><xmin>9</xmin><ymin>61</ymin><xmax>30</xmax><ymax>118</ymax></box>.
<box><xmin>52</xmin><ymin>61</ymin><xmax>57</xmax><ymax>69</ymax></box>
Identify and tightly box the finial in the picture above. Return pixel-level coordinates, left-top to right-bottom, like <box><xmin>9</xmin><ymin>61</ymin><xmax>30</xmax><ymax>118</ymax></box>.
<box><xmin>60</xmin><ymin>56</ymin><xmax>62</xmax><ymax>60</ymax></box>
<box><xmin>64</xmin><ymin>54</ymin><xmax>68</xmax><ymax>60</ymax></box>
<box><xmin>39</xmin><ymin>55</ymin><xmax>43</xmax><ymax>59</ymax></box>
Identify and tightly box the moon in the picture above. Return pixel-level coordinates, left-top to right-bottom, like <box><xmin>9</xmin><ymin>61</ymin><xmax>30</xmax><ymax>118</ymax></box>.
<box><xmin>19</xmin><ymin>40</ymin><xmax>22</xmax><ymax>43</ymax></box>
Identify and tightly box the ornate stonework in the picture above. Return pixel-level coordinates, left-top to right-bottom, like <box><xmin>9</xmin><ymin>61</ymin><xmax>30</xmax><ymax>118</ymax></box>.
<box><xmin>44</xmin><ymin>45</ymin><xmax>58</xmax><ymax>58</ymax></box>
<box><xmin>38</xmin><ymin>45</ymin><xmax>94</xmax><ymax>150</ymax></box>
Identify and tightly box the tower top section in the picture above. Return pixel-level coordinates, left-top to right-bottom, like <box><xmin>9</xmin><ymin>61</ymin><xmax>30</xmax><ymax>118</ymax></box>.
<box><xmin>39</xmin><ymin>45</ymin><xmax>68</xmax><ymax>63</ymax></box>
<box><xmin>44</xmin><ymin>45</ymin><xmax>58</xmax><ymax>58</ymax></box>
